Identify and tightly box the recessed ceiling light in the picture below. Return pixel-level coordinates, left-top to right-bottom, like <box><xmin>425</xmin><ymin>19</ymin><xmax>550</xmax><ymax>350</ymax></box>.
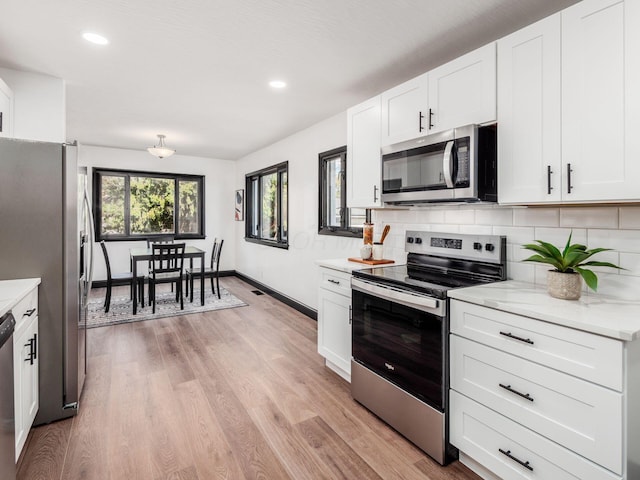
<box><xmin>82</xmin><ymin>32</ymin><xmax>109</xmax><ymax>45</ymax></box>
<box><xmin>269</xmin><ymin>80</ymin><xmax>287</xmax><ymax>89</ymax></box>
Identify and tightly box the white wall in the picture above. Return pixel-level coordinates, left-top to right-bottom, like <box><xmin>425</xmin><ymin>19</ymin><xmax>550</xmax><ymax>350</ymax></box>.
<box><xmin>80</xmin><ymin>144</ymin><xmax>236</xmax><ymax>282</ymax></box>
<box><xmin>234</xmin><ymin>112</ymin><xmax>364</xmax><ymax>310</ymax></box>
<box><xmin>0</xmin><ymin>67</ymin><xmax>65</xmax><ymax>142</ymax></box>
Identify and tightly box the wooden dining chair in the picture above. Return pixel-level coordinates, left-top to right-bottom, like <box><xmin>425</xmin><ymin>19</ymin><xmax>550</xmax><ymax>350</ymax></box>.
<box><xmin>100</xmin><ymin>241</ymin><xmax>145</xmax><ymax>313</ymax></box>
<box><xmin>186</xmin><ymin>239</ymin><xmax>224</xmax><ymax>302</ymax></box>
<box><xmin>147</xmin><ymin>235</ymin><xmax>176</xmax><ymax>291</ymax></box>
<box><xmin>148</xmin><ymin>242</ymin><xmax>186</xmax><ymax>313</ymax></box>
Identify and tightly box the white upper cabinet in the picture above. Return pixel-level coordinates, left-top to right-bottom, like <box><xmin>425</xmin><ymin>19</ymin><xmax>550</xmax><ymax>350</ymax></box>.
<box><xmin>428</xmin><ymin>43</ymin><xmax>497</xmax><ymax>134</ymax></box>
<box><xmin>0</xmin><ymin>77</ymin><xmax>13</xmax><ymax>138</ymax></box>
<box><xmin>562</xmin><ymin>0</ymin><xmax>640</xmax><ymax>202</ymax></box>
<box><xmin>347</xmin><ymin>95</ymin><xmax>383</xmax><ymax>208</ymax></box>
<box><xmin>380</xmin><ymin>74</ymin><xmax>429</xmax><ymax>146</ymax></box>
<box><xmin>498</xmin><ymin>14</ymin><xmax>562</xmax><ymax>204</ymax></box>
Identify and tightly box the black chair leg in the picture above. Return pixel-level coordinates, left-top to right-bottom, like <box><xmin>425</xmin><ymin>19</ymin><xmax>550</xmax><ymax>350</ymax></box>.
<box><xmin>216</xmin><ymin>274</ymin><xmax>221</xmax><ymax>299</ymax></box>
<box><xmin>210</xmin><ymin>276</ymin><xmax>215</xmax><ymax>295</ymax></box>
<box><xmin>179</xmin><ymin>281</ymin><xmax>184</xmax><ymax>310</ymax></box>
<box><xmin>151</xmin><ymin>281</ymin><xmax>156</xmax><ymax>314</ymax></box>
<box><xmin>105</xmin><ymin>283</ymin><xmax>111</xmax><ymax>313</ymax></box>
<box><xmin>190</xmin><ymin>275</ymin><xmax>194</xmax><ymax>303</ymax></box>
<box><xmin>185</xmin><ymin>274</ymin><xmax>189</xmax><ymax>297</ymax></box>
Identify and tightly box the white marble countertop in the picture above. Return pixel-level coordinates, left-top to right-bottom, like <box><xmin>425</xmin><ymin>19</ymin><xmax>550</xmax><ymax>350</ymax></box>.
<box><xmin>0</xmin><ymin>278</ymin><xmax>41</xmax><ymax>317</ymax></box>
<box><xmin>448</xmin><ymin>280</ymin><xmax>640</xmax><ymax>341</ymax></box>
<box><xmin>316</xmin><ymin>258</ymin><xmax>403</xmax><ymax>274</ymax></box>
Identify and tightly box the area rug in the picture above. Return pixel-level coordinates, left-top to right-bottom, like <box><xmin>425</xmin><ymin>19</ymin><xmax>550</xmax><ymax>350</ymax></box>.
<box><xmin>87</xmin><ymin>287</ymin><xmax>247</xmax><ymax>328</ymax></box>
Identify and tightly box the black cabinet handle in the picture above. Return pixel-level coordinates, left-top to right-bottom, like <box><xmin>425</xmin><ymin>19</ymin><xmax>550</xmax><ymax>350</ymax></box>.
<box><xmin>349</xmin><ymin>305</ymin><xmax>352</xmax><ymax>325</ymax></box>
<box><xmin>499</xmin><ymin>383</ymin><xmax>534</xmax><ymax>402</ymax></box>
<box><xmin>327</xmin><ymin>279</ymin><xmax>340</xmax><ymax>285</ymax></box>
<box><xmin>567</xmin><ymin>163</ymin><xmax>573</xmax><ymax>194</ymax></box>
<box><xmin>373</xmin><ymin>185</ymin><xmax>379</xmax><ymax>203</ymax></box>
<box><xmin>33</xmin><ymin>333</ymin><xmax>37</xmax><ymax>360</ymax></box>
<box><xmin>499</xmin><ymin>448</ymin><xmax>533</xmax><ymax>471</ymax></box>
<box><xmin>547</xmin><ymin>165</ymin><xmax>553</xmax><ymax>194</ymax></box>
<box><xmin>428</xmin><ymin>108</ymin><xmax>434</xmax><ymax>129</ymax></box>
<box><xmin>24</xmin><ymin>308</ymin><xmax>36</xmax><ymax>317</ymax></box>
<box><xmin>24</xmin><ymin>337</ymin><xmax>35</xmax><ymax>365</ymax></box>
<box><xmin>419</xmin><ymin>111</ymin><xmax>425</xmax><ymax>132</ymax></box>
<box><xmin>499</xmin><ymin>331</ymin><xmax>534</xmax><ymax>345</ymax></box>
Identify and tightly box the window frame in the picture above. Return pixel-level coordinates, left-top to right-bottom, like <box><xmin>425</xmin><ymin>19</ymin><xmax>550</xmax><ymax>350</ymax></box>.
<box><xmin>244</xmin><ymin>161</ymin><xmax>289</xmax><ymax>249</ymax></box>
<box><xmin>318</xmin><ymin>146</ymin><xmax>363</xmax><ymax>237</ymax></box>
<box><xmin>92</xmin><ymin>167</ymin><xmax>205</xmax><ymax>242</ymax></box>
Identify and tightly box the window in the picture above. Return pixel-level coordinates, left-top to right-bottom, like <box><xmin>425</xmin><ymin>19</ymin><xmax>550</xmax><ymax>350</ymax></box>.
<box><xmin>93</xmin><ymin>168</ymin><xmax>204</xmax><ymax>241</ymax></box>
<box><xmin>318</xmin><ymin>146</ymin><xmax>365</xmax><ymax>236</ymax></box>
<box><xmin>245</xmin><ymin>162</ymin><xmax>288</xmax><ymax>248</ymax></box>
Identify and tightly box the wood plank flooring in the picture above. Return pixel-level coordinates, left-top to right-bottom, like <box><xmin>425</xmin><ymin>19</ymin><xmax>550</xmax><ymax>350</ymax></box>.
<box><xmin>17</xmin><ymin>277</ymin><xmax>481</xmax><ymax>480</ymax></box>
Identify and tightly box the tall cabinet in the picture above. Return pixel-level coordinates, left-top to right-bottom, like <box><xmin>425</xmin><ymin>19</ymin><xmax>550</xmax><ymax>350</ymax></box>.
<box><xmin>498</xmin><ymin>0</ymin><xmax>640</xmax><ymax>204</ymax></box>
<box><xmin>347</xmin><ymin>96</ymin><xmax>382</xmax><ymax>209</ymax></box>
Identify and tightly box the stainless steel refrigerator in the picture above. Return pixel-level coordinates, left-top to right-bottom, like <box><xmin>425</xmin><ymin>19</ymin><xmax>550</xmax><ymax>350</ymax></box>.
<box><xmin>0</xmin><ymin>137</ymin><xmax>93</xmax><ymax>425</ymax></box>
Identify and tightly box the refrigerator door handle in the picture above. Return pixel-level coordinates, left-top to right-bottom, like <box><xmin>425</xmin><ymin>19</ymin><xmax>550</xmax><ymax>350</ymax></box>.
<box><xmin>83</xmin><ymin>190</ymin><xmax>95</xmax><ymax>296</ymax></box>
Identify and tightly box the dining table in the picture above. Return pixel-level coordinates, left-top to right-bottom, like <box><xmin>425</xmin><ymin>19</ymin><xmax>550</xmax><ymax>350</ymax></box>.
<box><xmin>129</xmin><ymin>245</ymin><xmax>206</xmax><ymax>315</ymax></box>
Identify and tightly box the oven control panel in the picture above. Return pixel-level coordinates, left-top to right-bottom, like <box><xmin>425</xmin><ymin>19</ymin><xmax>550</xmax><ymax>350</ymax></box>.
<box><xmin>405</xmin><ymin>231</ymin><xmax>505</xmax><ymax>264</ymax></box>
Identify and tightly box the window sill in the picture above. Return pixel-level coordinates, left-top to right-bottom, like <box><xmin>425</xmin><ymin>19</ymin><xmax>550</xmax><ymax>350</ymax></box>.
<box><xmin>318</xmin><ymin>227</ymin><xmax>363</xmax><ymax>238</ymax></box>
<box><xmin>244</xmin><ymin>237</ymin><xmax>289</xmax><ymax>249</ymax></box>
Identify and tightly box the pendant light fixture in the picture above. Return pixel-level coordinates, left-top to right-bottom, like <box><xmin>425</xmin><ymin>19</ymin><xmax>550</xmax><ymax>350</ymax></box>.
<box><xmin>147</xmin><ymin>134</ymin><xmax>175</xmax><ymax>159</ymax></box>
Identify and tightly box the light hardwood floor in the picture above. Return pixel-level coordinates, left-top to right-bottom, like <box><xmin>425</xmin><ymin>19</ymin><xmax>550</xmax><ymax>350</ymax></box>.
<box><xmin>17</xmin><ymin>276</ymin><xmax>481</xmax><ymax>480</ymax></box>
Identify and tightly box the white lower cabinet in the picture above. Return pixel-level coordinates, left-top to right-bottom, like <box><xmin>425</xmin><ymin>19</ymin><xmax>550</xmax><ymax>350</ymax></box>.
<box><xmin>317</xmin><ymin>267</ymin><xmax>352</xmax><ymax>381</ymax></box>
<box><xmin>450</xmin><ymin>299</ymin><xmax>634</xmax><ymax>479</ymax></box>
<box><xmin>12</xmin><ymin>285</ymin><xmax>39</xmax><ymax>461</ymax></box>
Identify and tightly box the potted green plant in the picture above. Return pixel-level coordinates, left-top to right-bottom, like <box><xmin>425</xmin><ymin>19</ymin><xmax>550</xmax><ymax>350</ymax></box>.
<box><xmin>522</xmin><ymin>232</ymin><xmax>623</xmax><ymax>300</ymax></box>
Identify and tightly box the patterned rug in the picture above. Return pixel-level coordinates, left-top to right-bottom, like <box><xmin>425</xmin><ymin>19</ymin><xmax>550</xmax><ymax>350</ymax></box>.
<box><xmin>87</xmin><ymin>287</ymin><xmax>247</xmax><ymax>328</ymax></box>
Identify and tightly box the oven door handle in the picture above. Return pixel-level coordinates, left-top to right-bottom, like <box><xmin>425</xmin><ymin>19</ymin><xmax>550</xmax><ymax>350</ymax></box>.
<box><xmin>443</xmin><ymin>140</ymin><xmax>455</xmax><ymax>188</ymax></box>
<box><xmin>352</xmin><ymin>278</ymin><xmax>440</xmax><ymax>310</ymax></box>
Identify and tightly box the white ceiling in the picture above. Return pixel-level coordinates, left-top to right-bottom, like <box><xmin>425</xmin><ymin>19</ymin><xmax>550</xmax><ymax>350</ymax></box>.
<box><xmin>0</xmin><ymin>0</ymin><xmax>577</xmax><ymax>160</ymax></box>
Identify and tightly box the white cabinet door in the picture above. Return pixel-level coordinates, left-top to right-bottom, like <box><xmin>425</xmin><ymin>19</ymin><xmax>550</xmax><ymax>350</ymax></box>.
<box><xmin>562</xmin><ymin>0</ymin><xmax>640</xmax><ymax>201</ymax></box>
<box><xmin>317</xmin><ymin>288</ymin><xmax>351</xmax><ymax>380</ymax></box>
<box><xmin>13</xmin><ymin>313</ymin><xmax>37</xmax><ymax>461</ymax></box>
<box><xmin>428</xmin><ymin>43</ymin><xmax>496</xmax><ymax>134</ymax></box>
<box><xmin>380</xmin><ymin>74</ymin><xmax>429</xmax><ymax>146</ymax></box>
<box><xmin>0</xmin><ymin>77</ymin><xmax>13</xmax><ymax>138</ymax></box>
<box><xmin>347</xmin><ymin>95</ymin><xmax>382</xmax><ymax>208</ymax></box>
<box><xmin>498</xmin><ymin>14</ymin><xmax>562</xmax><ymax>204</ymax></box>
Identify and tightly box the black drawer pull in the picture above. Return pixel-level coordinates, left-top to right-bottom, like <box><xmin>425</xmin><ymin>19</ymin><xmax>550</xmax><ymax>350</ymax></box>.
<box><xmin>24</xmin><ymin>308</ymin><xmax>36</xmax><ymax>317</ymax></box>
<box><xmin>499</xmin><ymin>383</ymin><xmax>534</xmax><ymax>402</ymax></box>
<box><xmin>327</xmin><ymin>279</ymin><xmax>341</xmax><ymax>285</ymax></box>
<box><xmin>499</xmin><ymin>448</ymin><xmax>533</xmax><ymax>471</ymax></box>
<box><xmin>499</xmin><ymin>331</ymin><xmax>534</xmax><ymax>345</ymax></box>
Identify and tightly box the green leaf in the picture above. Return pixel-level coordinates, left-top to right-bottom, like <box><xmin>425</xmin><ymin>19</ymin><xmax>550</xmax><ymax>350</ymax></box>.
<box><xmin>536</xmin><ymin>240</ymin><xmax>564</xmax><ymax>264</ymax></box>
<box><xmin>522</xmin><ymin>255</ymin><xmax>562</xmax><ymax>269</ymax></box>
<box><xmin>562</xmin><ymin>231</ymin><xmax>573</xmax><ymax>257</ymax></box>
<box><xmin>522</xmin><ymin>243</ymin><xmax>554</xmax><ymax>256</ymax></box>
<box><xmin>580</xmin><ymin>261</ymin><xmax>624</xmax><ymax>270</ymax></box>
<box><xmin>575</xmin><ymin>267</ymin><xmax>598</xmax><ymax>291</ymax></box>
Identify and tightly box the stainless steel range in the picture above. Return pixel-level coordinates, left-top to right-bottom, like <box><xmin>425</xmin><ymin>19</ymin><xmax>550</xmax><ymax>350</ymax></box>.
<box><xmin>351</xmin><ymin>230</ymin><xmax>506</xmax><ymax>465</ymax></box>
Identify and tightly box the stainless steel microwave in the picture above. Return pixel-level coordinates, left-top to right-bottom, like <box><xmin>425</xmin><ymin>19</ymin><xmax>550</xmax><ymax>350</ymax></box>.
<box><xmin>381</xmin><ymin>124</ymin><xmax>497</xmax><ymax>204</ymax></box>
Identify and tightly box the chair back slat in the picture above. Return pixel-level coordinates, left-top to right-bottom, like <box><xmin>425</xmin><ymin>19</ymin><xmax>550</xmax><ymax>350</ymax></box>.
<box><xmin>214</xmin><ymin>239</ymin><xmax>224</xmax><ymax>271</ymax></box>
<box><xmin>151</xmin><ymin>242</ymin><xmax>185</xmax><ymax>276</ymax></box>
<box><xmin>146</xmin><ymin>235</ymin><xmax>175</xmax><ymax>248</ymax></box>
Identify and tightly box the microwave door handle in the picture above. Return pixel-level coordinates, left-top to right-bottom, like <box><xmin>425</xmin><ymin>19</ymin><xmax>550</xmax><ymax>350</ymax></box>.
<box><xmin>443</xmin><ymin>140</ymin><xmax>455</xmax><ymax>188</ymax></box>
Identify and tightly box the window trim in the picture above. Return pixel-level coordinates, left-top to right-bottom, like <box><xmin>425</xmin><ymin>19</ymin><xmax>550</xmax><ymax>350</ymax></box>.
<box><xmin>244</xmin><ymin>161</ymin><xmax>289</xmax><ymax>249</ymax></box>
<box><xmin>318</xmin><ymin>146</ymin><xmax>363</xmax><ymax>237</ymax></box>
<box><xmin>92</xmin><ymin>167</ymin><xmax>205</xmax><ymax>242</ymax></box>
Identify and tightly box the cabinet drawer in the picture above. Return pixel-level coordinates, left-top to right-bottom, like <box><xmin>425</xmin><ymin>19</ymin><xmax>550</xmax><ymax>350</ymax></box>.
<box><xmin>12</xmin><ymin>287</ymin><xmax>38</xmax><ymax>333</ymax></box>
<box><xmin>450</xmin><ymin>391</ymin><xmax>619</xmax><ymax>480</ymax></box>
<box><xmin>319</xmin><ymin>269</ymin><xmax>352</xmax><ymax>297</ymax></box>
<box><xmin>450</xmin><ymin>300</ymin><xmax>623</xmax><ymax>390</ymax></box>
<box><xmin>451</xmin><ymin>335</ymin><xmax>622</xmax><ymax>474</ymax></box>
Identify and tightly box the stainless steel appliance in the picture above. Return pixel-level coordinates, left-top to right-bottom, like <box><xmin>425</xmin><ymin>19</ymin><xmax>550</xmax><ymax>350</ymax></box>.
<box><xmin>351</xmin><ymin>231</ymin><xmax>506</xmax><ymax>465</ymax></box>
<box><xmin>0</xmin><ymin>312</ymin><xmax>16</xmax><ymax>480</ymax></box>
<box><xmin>381</xmin><ymin>124</ymin><xmax>497</xmax><ymax>204</ymax></box>
<box><xmin>0</xmin><ymin>137</ymin><xmax>93</xmax><ymax>424</ymax></box>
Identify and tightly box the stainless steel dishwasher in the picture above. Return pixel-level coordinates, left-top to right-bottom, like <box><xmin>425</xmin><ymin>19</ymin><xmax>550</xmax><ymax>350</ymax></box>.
<box><xmin>0</xmin><ymin>312</ymin><xmax>16</xmax><ymax>480</ymax></box>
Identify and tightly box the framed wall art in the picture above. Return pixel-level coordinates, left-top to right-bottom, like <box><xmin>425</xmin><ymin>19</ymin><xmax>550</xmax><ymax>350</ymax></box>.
<box><xmin>234</xmin><ymin>189</ymin><xmax>244</xmax><ymax>221</ymax></box>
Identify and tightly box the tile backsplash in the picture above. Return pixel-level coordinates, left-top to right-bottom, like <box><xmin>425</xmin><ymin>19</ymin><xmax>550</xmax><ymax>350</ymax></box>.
<box><xmin>372</xmin><ymin>205</ymin><xmax>640</xmax><ymax>300</ymax></box>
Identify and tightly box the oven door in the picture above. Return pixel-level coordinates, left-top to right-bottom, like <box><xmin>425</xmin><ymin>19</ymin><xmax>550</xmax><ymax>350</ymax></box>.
<box><xmin>351</xmin><ymin>278</ymin><xmax>447</xmax><ymax>411</ymax></box>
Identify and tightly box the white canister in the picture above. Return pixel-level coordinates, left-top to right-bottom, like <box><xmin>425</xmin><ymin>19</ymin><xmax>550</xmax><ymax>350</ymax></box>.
<box><xmin>360</xmin><ymin>244</ymin><xmax>372</xmax><ymax>260</ymax></box>
<box><xmin>372</xmin><ymin>242</ymin><xmax>383</xmax><ymax>260</ymax></box>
